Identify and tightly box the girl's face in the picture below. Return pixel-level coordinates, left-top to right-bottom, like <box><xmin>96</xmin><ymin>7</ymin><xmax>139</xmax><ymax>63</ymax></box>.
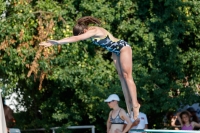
<box><xmin>107</xmin><ymin>100</ymin><xmax>116</xmax><ymax>108</ymax></box>
<box><xmin>182</xmin><ymin>114</ymin><xmax>189</xmax><ymax>123</ymax></box>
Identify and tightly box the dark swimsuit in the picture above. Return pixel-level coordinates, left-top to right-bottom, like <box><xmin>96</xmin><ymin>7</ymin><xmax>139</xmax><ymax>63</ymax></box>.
<box><xmin>110</xmin><ymin>109</ymin><xmax>125</xmax><ymax>124</ymax></box>
<box><xmin>91</xmin><ymin>35</ymin><xmax>130</xmax><ymax>56</ymax></box>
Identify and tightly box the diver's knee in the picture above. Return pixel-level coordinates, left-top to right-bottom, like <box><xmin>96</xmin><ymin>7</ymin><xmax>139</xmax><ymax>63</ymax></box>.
<box><xmin>122</xmin><ymin>72</ymin><xmax>128</xmax><ymax>79</ymax></box>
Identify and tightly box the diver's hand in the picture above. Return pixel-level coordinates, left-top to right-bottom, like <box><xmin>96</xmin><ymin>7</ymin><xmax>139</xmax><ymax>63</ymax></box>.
<box><xmin>39</xmin><ymin>41</ymin><xmax>54</xmax><ymax>47</ymax></box>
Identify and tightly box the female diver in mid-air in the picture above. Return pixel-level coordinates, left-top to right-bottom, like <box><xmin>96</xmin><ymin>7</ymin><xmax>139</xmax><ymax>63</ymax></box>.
<box><xmin>39</xmin><ymin>16</ymin><xmax>140</xmax><ymax>120</ymax></box>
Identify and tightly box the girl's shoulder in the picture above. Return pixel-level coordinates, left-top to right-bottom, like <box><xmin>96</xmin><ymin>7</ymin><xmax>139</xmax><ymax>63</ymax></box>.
<box><xmin>88</xmin><ymin>26</ymin><xmax>103</xmax><ymax>30</ymax></box>
<box><xmin>118</xmin><ymin>108</ymin><xmax>125</xmax><ymax>112</ymax></box>
<box><xmin>119</xmin><ymin>108</ymin><xmax>127</xmax><ymax>116</ymax></box>
<box><xmin>89</xmin><ymin>26</ymin><xmax>109</xmax><ymax>33</ymax></box>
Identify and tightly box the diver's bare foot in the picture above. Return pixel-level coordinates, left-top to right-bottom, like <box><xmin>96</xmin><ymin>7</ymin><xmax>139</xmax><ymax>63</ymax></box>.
<box><xmin>133</xmin><ymin>103</ymin><xmax>140</xmax><ymax>120</ymax></box>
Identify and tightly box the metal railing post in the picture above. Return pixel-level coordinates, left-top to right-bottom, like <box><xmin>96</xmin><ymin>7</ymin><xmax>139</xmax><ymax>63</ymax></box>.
<box><xmin>92</xmin><ymin>126</ymin><xmax>95</xmax><ymax>133</ymax></box>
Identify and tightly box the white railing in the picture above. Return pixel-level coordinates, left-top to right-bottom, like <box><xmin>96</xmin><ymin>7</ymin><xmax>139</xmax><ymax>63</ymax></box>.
<box><xmin>130</xmin><ymin>129</ymin><xmax>200</xmax><ymax>133</ymax></box>
<box><xmin>20</xmin><ymin>125</ymin><xmax>95</xmax><ymax>133</ymax></box>
<box><xmin>10</xmin><ymin>128</ymin><xmax>21</xmax><ymax>133</ymax></box>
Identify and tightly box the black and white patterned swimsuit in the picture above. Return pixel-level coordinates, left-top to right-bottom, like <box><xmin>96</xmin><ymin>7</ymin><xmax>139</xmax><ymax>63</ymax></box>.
<box><xmin>110</xmin><ymin>109</ymin><xmax>124</xmax><ymax>124</ymax></box>
<box><xmin>91</xmin><ymin>35</ymin><xmax>130</xmax><ymax>56</ymax></box>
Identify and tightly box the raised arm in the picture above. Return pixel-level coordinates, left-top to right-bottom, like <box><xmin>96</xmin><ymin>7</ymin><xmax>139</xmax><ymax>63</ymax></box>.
<box><xmin>171</xmin><ymin>115</ymin><xmax>177</xmax><ymax>127</ymax></box>
<box><xmin>39</xmin><ymin>28</ymin><xmax>97</xmax><ymax>47</ymax></box>
<box><xmin>192</xmin><ymin>121</ymin><xmax>200</xmax><ymax>128</ymax></box>
<box><xmin>176</xmin><ymin>112</ymin><xmax>183</xmax><ymax>126</ymax></box>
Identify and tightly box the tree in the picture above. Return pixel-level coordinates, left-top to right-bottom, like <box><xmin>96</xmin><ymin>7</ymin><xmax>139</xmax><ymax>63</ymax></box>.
<box><xmin>0</xmin><ymin>0</ymin><xmax>199</xmax><ymax>132</ymax></box>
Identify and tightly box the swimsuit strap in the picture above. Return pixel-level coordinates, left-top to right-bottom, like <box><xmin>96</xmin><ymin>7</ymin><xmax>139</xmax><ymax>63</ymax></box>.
<box><xmin>111</xmin><ymin>108</ymin><xmax>121</xmax><ymax>119</ymax></box>
<box><xmin>118</xmin><ymin>108</ymin><xmax>121</xmax><ymax>116</ymax></box>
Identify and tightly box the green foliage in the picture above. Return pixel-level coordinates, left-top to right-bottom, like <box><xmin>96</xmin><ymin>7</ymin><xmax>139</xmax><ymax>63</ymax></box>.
<box><xmin>0</xmin><ymin>0</ymin><xmax>200</xmax><ymax>132</ymax></box>
<box><xmin>0</xmin><ymin>0</ymin><xmax>6</xmax><ymax>17</ymax></box>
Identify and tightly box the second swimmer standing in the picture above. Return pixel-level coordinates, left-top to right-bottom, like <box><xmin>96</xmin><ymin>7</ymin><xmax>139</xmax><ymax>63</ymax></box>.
<box><xmin>39</xmin><ymin>16</ymin><xmax>140</xmax><ymax>119</ymax></box>
<box><xmin>105</xmin><ymin>94</ymin><xmax>132</xmax><ymax>133</ymax></box>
